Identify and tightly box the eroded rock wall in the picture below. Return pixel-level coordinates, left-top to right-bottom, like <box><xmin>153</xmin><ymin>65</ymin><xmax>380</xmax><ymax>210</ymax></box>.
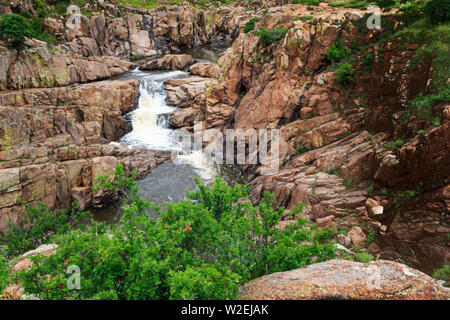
<box><xmin>0</xmin><ymin>79</ymin><xmax>170</xmax><ymax>236</ymax></box>
<box><xmin>202</xmin><ymin>4</ymin><xmax>449</xmax><ymax>269</ymax></box>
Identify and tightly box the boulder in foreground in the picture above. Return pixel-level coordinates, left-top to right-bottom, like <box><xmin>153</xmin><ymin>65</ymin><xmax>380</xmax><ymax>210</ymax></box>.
<box><xmin>239</xmin><ymin>259</ymin><xmax>449</xmax><ymax>300</ymax></box>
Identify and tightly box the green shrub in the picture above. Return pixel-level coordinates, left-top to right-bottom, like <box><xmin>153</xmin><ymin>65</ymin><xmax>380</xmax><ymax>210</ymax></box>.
<box><xmin>326</xmin><ymin>39</ymin><xmax>351</xmax><ymax>63</ymax></box>
<box><xmin>292</xmin><ymin>0</ymin><xmax>321</xmax><ymax>5</ymax></box>
<box><xmin>255</xmin><ymin>27</ymin><xmax>289</xmax><ymax>46</ymax></box>
<box><xmin>329</xmin><ymin>0</ymin><xmax>372</xmax><ymax>9</ymax></box>
<box><xmin>373</xmin><ymin>0</ymin><xmax>395</xmax><ymax>8</ymax></box>
<box><xmin>384</xmin><ymin>139</ymin><xmax>404</xmax><ymax>151</ymax></box>
<box><xmin>16</xmin><ymin>164</ymin><xmax>335</xmax><ymax>300</ymax></box>
<box><xmin>357</xmin><ymin>252</ymin><xmax>374</xmax><ymax>263</ymax></box>
<box><xmin>244</xmin><ymin>18</ymin><xmax>258</xmax><ymax>34</ymax></box>
<box><xmin>397</xmin><ymin>0</ymin><xmax>425</xmax><ymax>24</ymax></box>
<box><xmin>0</xmin><ymin>14</ymin><xmax>34</xmax><ymax>49</ymax></box>
<box><xmin>168</xmin><ymin>265</ymin><xmax>240</xmax><ymax>299</ymax></box>
<box><xmin>325</xmin><ymin>167</ymin><xmax>338</xmax><ymax>175</ymax></box>
<box><xmin>432</xmin><ymin>264</ymin><xmax>450</xmax><ymax>287</ymax></box>
<box><xmin>31</xmin><ymin>0</ymin><xmax>49</xmax><ymax>17</ymax></box>
<box><xmin>425</xmin><ymin>0</ymin><xmax>450</xmax><ymax>25</ymax></box>
<box><xmin>5</xmin><ymin>201</ymin><xmax>91</xmax><ymax>258</ymax></box>
<box><xmin>404</xmin><ymin>87</ymin><xmax>450</xmax><ymax>126</ymax></box>
<box><xmin>362</xmin><ymin>53</ymin><xmax>373</xmax><ymax>67</ymax></box>
<box><xmin>337</xmin><ymin>62</ymin><xmax>355</xmax><ymax>87</ymax></box>
<box><xmin>300</xmin><ymin>15</ymin><xmax>313</xmax><ymax>22</ymax></box>
<box><xmin>0</xmin><ymin>254</ymin><xmax>10</xmax><ymax>293</ymax></box>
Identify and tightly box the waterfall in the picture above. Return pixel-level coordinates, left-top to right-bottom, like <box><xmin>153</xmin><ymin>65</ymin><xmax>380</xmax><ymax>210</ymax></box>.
<box><xmin>119</xmin><ymin>69</ymin><xmax>218</xmax><ymax>180</ymax></box>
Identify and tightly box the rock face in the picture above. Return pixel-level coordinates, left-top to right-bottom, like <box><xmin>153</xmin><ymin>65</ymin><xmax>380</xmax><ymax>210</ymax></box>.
<box><xmin>140</xmin><ymin>54</ymin><xmax>194</xmax><ymax>71</ymax></box>
<box><xmin>38</xmin><ymin>2</ymin><xmax>251</xmax><ymax>60</ymax></box>
<box><xmin>348</xmin><ymin>226</ymin><xmax>367</xmax><ymax>248</ymax></box>
<box><xmin>200</xmin><ymin>3</ymin><xmax>449</xmax><ymax>270</ymax></box>
<box><xmin>239</xmin><ymin>260</ymin><xmax>450</xmax><ymax>300</ymax></box>
<box><xmin>190</xmin><ymin>62</ymin><xmax>221</xmax><ymax>79</ymax></box>
<box><xmin>0</xmin><ymin>42</ymin><xmax>134</xmax><ymax>90</ymax></box>
<box><xmin>0</xmin><ymin>79</ymin><xmax>170</xmax><ymax>236</ymax></box>
<box><xmin>164</xmin><ymin>76</ymin><xmax>218</xmax><ymax>129</ymax></box>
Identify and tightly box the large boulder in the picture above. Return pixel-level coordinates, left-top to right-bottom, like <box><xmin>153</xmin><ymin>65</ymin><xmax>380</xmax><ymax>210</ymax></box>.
<box><xmin>190</xmin><ymin>62</ymin><xmax>221</xmax><ymax>79</ymax></box>
<box><xmin>239</xmin><ymin>260</ymin><xmax>450</xmax><ymax>300</ymax></box>
<box><xmin>140</xmin><ymin>54</ymin><xmax>194</xmax><ymax>71</ymax></box>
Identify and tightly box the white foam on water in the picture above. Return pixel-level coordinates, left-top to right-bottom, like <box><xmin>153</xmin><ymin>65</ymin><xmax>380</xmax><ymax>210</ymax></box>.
<box><xmin>120</xmin><ymin>69</ymin><xmax>218</xmax><ymax>180</ymax></box>
<box><xmin>176</xmin><ymin>150</ymin><xmax>218</xmax><ymax>181</ymax></box>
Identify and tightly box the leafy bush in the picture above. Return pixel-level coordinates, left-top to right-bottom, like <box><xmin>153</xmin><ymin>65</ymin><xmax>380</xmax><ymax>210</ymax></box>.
<box><xmin>328</xmin><ymin>0</ymin><xmax>372</xmax><ymax>9</ymax></box>
<box><xmin>0</xmin><ymin>254</ymin><xmax>10</xmax><ymax>293</ymax></box>
<box><xmin>0</xmin><ymin>14</ymin><xmax>34</xmax><ymax>49</ymax></box>
<box><xmin>403</xmin><ymin>87</ymin><xmax>450</xmax><ymax>126</ymax></box>
<box><xmin>292</xmin><ymin>0</ymin><xmax>321</xmax><ymax>5</ymax></box>
<box><xmin>432</xmin><ymin>264</ymin><xmax>450</xmax><ymax>287</ymax></box>
<box><xmin>362</xmin><ymin>53</ymin><xmax>373</xmax><ymax>67</ymax></box>
<box><xmin>357</xmin><ymin>252</ymin><xmax>374</xmax><ymax>263</ymax></box>
<box><xmin>425</xmin><ymin>0</ymin><xmax>450</xmax><ymax>25</ymax></box>
<box><xmin>326</xmin><ymin>39</ymin><xmax>351</xmax><ymax>63</ymax></box>
<box><xmin>337</xmin><ymin>62</ymin><xmax>355</xmax><ymax>87</ymax></box>
<box><xmin>244</xmin><ymin>18</ymin><xmax>258</xmax><ymax>34</ymax></box>
<box><xmin>373</xmin><ymin>0</ymin><xmax>395</xmax><ymax>8</ymax></box>
<box><xmin>255</xmin><ymin>27</ymin><xmax>289</xmax><ymax>46</ymax></box>
<box><xmin>300</xmin><ymin>15</ymin><xmax>313</xmax><ymax>22</ymax></box>
<box><xmin>16</xmin><ymin>164</ymin><xmax>336</xmax><ymax>300</ymax></box>
<box><xmin>5</xmin><ymin>201</ymin><xmax>91</xmax><ymax>258</ymax></box>
<box><xmin>384</xmin><ymin>139</ymin><xmax>404</xmax><ymax>151</ymax></box>
<box><xmin>397</xmin><ymin>0</ymin><xmax>425</xmax><ymax>24</ymax></box>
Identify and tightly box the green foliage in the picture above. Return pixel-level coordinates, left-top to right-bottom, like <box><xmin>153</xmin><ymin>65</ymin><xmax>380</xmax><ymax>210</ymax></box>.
<box><xmin>425</xmin><ymin>0</ymin><xmax>450</xmax><ymax>25</ymax></box>
<box><xmin>168</xmin><ymin>265</ymin><xmax>240</xmax><ymax>299</ymax></box>
<box><xmin>117</xmin><ymin>0</ymin><xmax>211</xmax><ymax>9</ymax></box>
<box><xmin>384</xmin><ymin>139</ymin><xmax>404</xmax><ymax>151</ymax></box>
<box><xmin>362</xmin><ymin>53</ymin><xmax>373</xmax><ymax>67</ymax></box>
<box><xmin>325</xmin><ymin>167</ymin><xmax>338</xmax><ymax>175</ymax></box>
<box><xmin>357</xmin><ymin>252</ymin><xmax>374</xmax><ymax>263</ymax></box>
<box><xmin>0</xmin><ymin>254</ymin><xmax>10</xmax><ymax>293</ymax></box>
<box><xmin>31</xmin><ymin>0</ymin><xmax>49</xmax><ymax>17</ymax></box>
<box><xmin>291</xmin><ymin>0</ymin><xmax>321</xmax><ymax>5</ymax></box>
<box><xmin>397</xmin><ymin>0</ymin><xmax>426</xmax><ymax>24</ymax></box>
<box><xmin>300</xmin><ymin>15</ymin><xmax>313</xmax><ymax>22</ymax></box>
<box><xmin>397</xmin><ymin>17</ymin><xmax>449</xmax><ymax>92</ymax></box>
<box><xmin>389</xmin><ymin>183</ymin><xmax>423</xmax><ymax>208</ymax></box>
<box><xmin>4</xmin><ymin>201</ymin><xmax>91</xmax><ymax>258</ymax></box>
<box><xmin>402</xmin><ymin>87</ymin><xmax>449</xmax><ymax>126</ymax></box>
<box><xmin>416</xmin><ymin>129</ymin><xmax>426</xmax><ymax>135</ymax></box>
<box><xmin>0</xmin><ymin>14</ymin><xmax>34</xmax><ymax>49</ymax></box>
<box><xmin>255</xmin><ymin>27</ymin><xmax>289</xmax><ymax>46</ymax></box>
<box><xmin>432</xmin><ymin>264</ymin><xmax>450</xmax><ymax>287</ymax></box>
<box><xmin>326</xmin><ymin>39</ymin><xmax>351</xmax><ymax>63</ymax></box>
<box><xmin>328</xmin><ymin>0</ymin><xmax>373</xmax><ymax>9</ymax></box>
<box><xmin>16</xmin><ymin>164</ymin><xmax>335</xmax><ymax>300</ymax></box>
<box><xmin>244</xmin><ymin>18</ymin><xmax>258</xmax><ymax>34</ymax></box>
<box><xmin>295</xmin><ymin>141</ymin><xmax>313</xmax><ymax>155</ymax></box>
<box><xmin>337</xmin><ymin>62</ymin><xmax>355</xmax><ymax>87</ymax></box>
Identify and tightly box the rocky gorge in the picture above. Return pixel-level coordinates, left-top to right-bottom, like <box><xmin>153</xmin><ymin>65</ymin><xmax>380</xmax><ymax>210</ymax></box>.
<box><xmin>0</xmin><ymin>0</ymin><xmax>449</xmax><ymax>300</ymax></box>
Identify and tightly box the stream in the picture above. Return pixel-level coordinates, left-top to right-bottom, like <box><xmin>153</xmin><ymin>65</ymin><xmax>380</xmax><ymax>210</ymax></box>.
<box><xmin>94</xmin><ymin>45</ymin><xmax>244</xmax><ymax>224</ymax></box>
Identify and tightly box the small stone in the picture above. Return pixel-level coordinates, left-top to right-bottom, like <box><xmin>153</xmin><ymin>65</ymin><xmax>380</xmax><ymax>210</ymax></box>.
<box><xmin>348</xmin><ymin>226</ymin><xmax>367</xmax><ymax>248</ymax></box>
<box><xmin>380</xmin><ymin>225</ymin><xmax>388</xmax><ymax>235</ymax></box>
<box><xmin>305</xmin><ymin>167</ymin><xmax>316</xmax><ymax>175</ymax></box>
<box><xmin>367</xmin><ymin>242</ymin><xmax>380</xmax><ymax>253</ymax></box>
<box><xmin>316</xmin><ymin>215</ymin><xmax>336</xmax><ymax>231</ymax></box>
<box><xmin>365</xmin><ymin>198</ymin><xmax>384</xmax><ymax>220</ymax></box>
<box><xmin>337</xmin><ymin>233</ymin><xmax>352</xmax><ymax>248</ymax></box>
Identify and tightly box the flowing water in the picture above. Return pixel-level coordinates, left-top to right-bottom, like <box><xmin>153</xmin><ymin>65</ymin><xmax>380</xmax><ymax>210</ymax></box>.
<box><xmin>94</xmin><ymin>50</ymin><xmax>244</xmax><ymax>224</ymax></box>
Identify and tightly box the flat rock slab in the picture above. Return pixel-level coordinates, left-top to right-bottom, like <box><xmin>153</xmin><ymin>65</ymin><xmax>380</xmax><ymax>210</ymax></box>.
<box><xmin>140</xmin><ymin>54</ymin><xmax>193</xmax><ymax>71</ymax></box>
<box><xmin>238</xmin><ymin>259</ymin><xmax>449</xmax><ymax>300</ymax></box>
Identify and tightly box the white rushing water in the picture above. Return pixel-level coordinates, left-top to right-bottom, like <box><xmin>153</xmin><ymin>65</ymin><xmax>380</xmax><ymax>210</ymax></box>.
<box><xmin>119</xmin><ymin>68</ymin><xmax>218</xmax><ymax>181</ymax></box>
